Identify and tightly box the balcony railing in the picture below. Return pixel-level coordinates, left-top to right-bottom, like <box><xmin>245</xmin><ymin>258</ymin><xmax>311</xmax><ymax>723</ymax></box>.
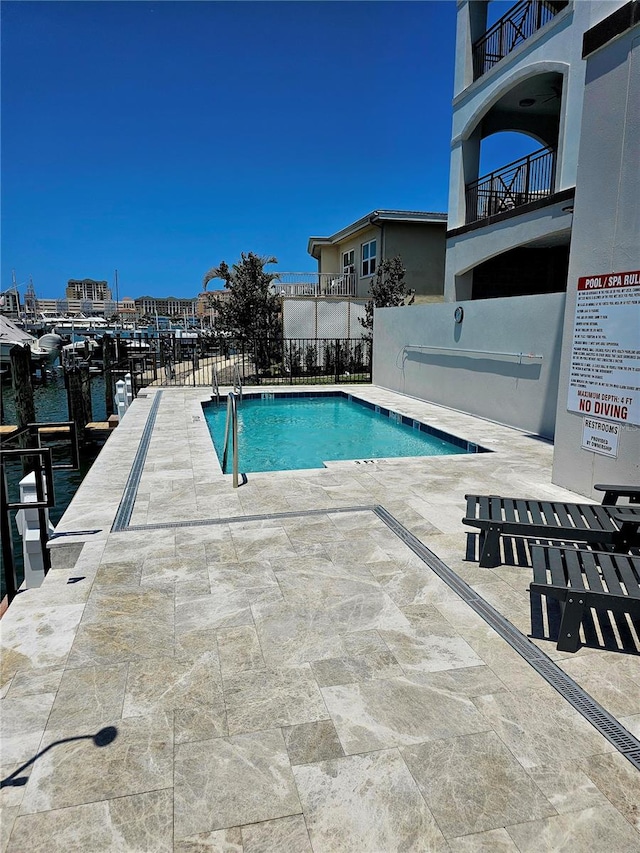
<box><xmin>465</xmin><ymin>146</ymin><xmax>556</xmax><ymax>224</ymax></box>
<box><xmin>271</xmin><ymin>272</ymin><xmax>357</xmax><ymax>298</ymax></box>
<box><xmin>473</xmin><ymin>0</ymin><xmax>568</xmax><ymax>79</ymax></box>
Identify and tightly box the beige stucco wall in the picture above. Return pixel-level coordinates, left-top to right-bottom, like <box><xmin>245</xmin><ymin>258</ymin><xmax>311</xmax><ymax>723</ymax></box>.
<box><xmin>317</xmin><ymin>222</ymin><xmax>445</xmax><ymax>299</ymax></box>
<box><xmin>317</xmin><ymin>245</ymin><xmax>339</xmax><ymax>276</ymax></box>
<box><xmin>384</xmin><ymin>222</ymin><xmax>446</xmax><ymax>297</ymax></box>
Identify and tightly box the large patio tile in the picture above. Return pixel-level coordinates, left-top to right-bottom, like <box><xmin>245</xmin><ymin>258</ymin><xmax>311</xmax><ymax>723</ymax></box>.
<box><xmin>6</xmin><ymin>789</ymin><xmax>173</xmax><ymax>853</ymax></box>
<box><xmin>46</xmin><ymin>664</ymin><xmax>128</xmax><ymax>734</ymax></box>
<box><xmin>400</xmin><ymin>731</ymin><xmax>556</xmax><ymax>838</ymax></box>
<box><xmin>0</xmin><ymin>693</ymin><xmax>56</xmax><ymax>765</ymax></box>
<box><xmin>293</xmin><ymin>749</ymin><xmax>448</xmax><ymax>853</ymax></box>
<box><xmin>447</xmin><ymin>828</ymin><xmax>520</xmax><ymax>852</ymax></box>
<box><xmin>558</xmin><ymin>652</ymin><xmax>640</xmax><ymax>718</ymax></box>
<box><xmin>175</xmin><ymin>589</ymin><xmax>253</xmax><ymax>636</ymax></box>
<box><xmin>4</xmin><ymin>665</ymin><xmax>65</xmax><ymax>699</ymax></box>
<box><xmin>229</xmin><ymin>526</ymin><xmax>298</xmax><ymax>562</ymax></box>
<box><xmin>209</xmin><ymin>560</ymin><xmax>279</xmax><ymax>593</ymax></box>
<box><xmin>380</xmin><ymin>625</ymin><xmax>484</xmax><ymax>673</ymax></box>
<box><xmin>581</xmin><ymin>751</ymin><xmax>640</xmax><ymax>831</ymax></box>
<box><xmin>1</xmin><ymin>603</ymin><xmax>86</xmax><ymax>683</ymax></box>
<box><xmin>19</xmin><ymin>714</ymin><xmax>174</xmax><ymax>814</ymax></box>
<box><xmin>282</xmin><ymin>719</ymin><xmax>345</xmax><ymax>765</ymax></box>
<box><xmin>241</xmin><ymin>815</ymin><xmax>312</xmax><ymax>853</ymax></box>
<box><xmin>310</xmin><ymin>630</ymin><xmax>403</xmax><ymax>686</ymax></box>
<box><xmin>217</xmin><ymin>625</ymin><xmax>265</xmax><ymax>675</ymax></box>
<box><xmin>525</xmin><ymin>761</ymin><xmax>609</xmax><ymax>815</ymax></box>
<box><xmin>123</xmin><ymin>652</ymin><xmax>223</xmax><ymax>717</ymax></box>
<box><xmin>250</xmin><ymin>600</ymin><xmax>347</xmax><ymax>666</ymax></box>
<box><xmin>173</xmin><ymin>729</ymin><xmax>301</xmax><ymax>839</ymax></box>
<box><xmin>223</xmin><ymin>664</ymin><xmax>328</xmax><ymax>735</ymax></box>
<box><xmin>473</xmin><ymin>688</ymin><xmax>613</xmax><ymax>769</ymax></box>
<box><xmin>173</xmin><ymin>827</ymin><xmax>243</xmax><ymax>853</ymax></box>
<box><xmin>322</xmin><ymin>675</ymin><xmax>490</xmax><ymax>753</ymax></box>
<box><xmin>505</xmin><ymin>804</ymin><xmax>640</xmax><ymax>852</ymax></box>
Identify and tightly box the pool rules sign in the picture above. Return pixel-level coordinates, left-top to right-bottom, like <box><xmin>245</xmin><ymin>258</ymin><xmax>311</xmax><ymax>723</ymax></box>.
<box><xmin>567</xmin><ymin>270</ymin><xmax>640</xmax><ymax>456</ymax></box>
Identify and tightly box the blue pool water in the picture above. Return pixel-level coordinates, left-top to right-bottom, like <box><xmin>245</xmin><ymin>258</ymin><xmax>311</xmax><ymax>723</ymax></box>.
<box><xmin>203</xmin><ymin>394</ymin><xmax>473</xmax><ymax>473</ymax></box>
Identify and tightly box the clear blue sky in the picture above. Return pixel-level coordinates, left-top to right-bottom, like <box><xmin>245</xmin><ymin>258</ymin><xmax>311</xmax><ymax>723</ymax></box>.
<box><xmin>3</xmin><ymin>1</ymin><xmax>463</xmax><ymax>301</ymax></box>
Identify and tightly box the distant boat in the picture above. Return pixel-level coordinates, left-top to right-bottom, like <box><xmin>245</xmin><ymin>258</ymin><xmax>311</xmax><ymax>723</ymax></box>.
<box><xmin>0</xmin><ymin>315</ymin><xmax>61</xmax><ymax>367</ymax></box>
<box><xmin>53</xmin><ymin>315</ymin><xmax>114</xmax><ymax>335</ymax></box>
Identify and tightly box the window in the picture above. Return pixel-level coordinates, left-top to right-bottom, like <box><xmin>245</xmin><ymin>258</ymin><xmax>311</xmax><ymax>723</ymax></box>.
<box><xmin>342</xmin><ymin>250</ymin><xmax>355</xmax><ymax>275</ymax></box>
<box><xmin>361</xmin><ymin>240</ymin><xmax>377</xmax><ymax>277</ymax></box>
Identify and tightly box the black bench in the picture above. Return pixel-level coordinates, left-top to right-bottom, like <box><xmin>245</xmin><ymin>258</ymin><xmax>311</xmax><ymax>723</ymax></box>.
<box><xmin>463</xmin><ymin>484</ymin><xmax>640</xmax><ymax>568</ymax></box>
<box><xmin>530</xmin><ymin>545</ymin><xmax>640</xmax><ymax>652</ymax></box>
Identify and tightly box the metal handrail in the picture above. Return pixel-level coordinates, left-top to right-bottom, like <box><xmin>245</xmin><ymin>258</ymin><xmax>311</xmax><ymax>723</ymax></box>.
<box><xmin>2</xmin><ymin>421</ymin><xmax>79</xmax><ymax>471</ymax></box>
<box><xmin>404</xmin><ymin>345</ymin><xmax>543</xmax><ymax>362</ymax></box>
<box><xmin>271</xmin><ymin>272</ymin><xmax>357</xmax><ymax>298</ymax></box>
<box><xmin>465</xmin><ymin>147</ymin><xmax>556</xmax><ymax>224</ymax></box>
<box><xmin>472</xmin><ymin>0</ymin><xmax>568</xmax><ymax>79</ymax></box>
<box><xmin>221</xmin><ymin>392</ymin><xmax>239</xmax><ymax>488</ymax></box>
<box><xmin>232</xmin><ymin>363</ymin><xmax>243</xmax><ymax>400</ymax></box>
<box><xmin>212</xmin><ymin>367</ymin><xmax>220</xmax><ymax>403</ymax></box>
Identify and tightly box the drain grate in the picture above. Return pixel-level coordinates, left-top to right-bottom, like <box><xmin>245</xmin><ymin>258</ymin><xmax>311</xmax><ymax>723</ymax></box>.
<box><xmin>126</xmin><ymin>504</ymin><xmax>378</xmax><ymax>532</ymax></box>
<box><xmin>111</xmin><ymin>391</ymin><xmax>163</xmax><ymax>532</ymax></box>
<box><xmin>374</xmin><ymin>505</ymin><xmax>640</xmax><ymax>772</ymax></box>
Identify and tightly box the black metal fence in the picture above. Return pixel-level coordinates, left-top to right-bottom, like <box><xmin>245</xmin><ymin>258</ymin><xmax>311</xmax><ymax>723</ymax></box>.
<box><xmin>154</xmin><ymin>336</ymin><xmax>372</xmax><ymax>387</ymax></box>
<box><xmin>465</xmin><ymin>147</ymin><xmax>556</xmax><ymax>224</ymax></box>
<box><xmin>472</xmin><ymin>0</ymin><xmax>568</xmax><ymax>80</ymax></box>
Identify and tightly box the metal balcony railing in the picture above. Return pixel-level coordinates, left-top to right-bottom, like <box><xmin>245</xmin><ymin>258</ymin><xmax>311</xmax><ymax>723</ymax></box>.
<box><xmin>271</xmin><ymin>272</ymin><xmax>357</xmax><ymax>298</ymax></box>
<box><xmin>465</xmin><ymin>147</ymin><xmax>556</xmax><ymax>224</ymax></box>
<box><xmin>473</xmin><ymin>0</ymin><xmax>568</xmax><ymax>79</ymax></box>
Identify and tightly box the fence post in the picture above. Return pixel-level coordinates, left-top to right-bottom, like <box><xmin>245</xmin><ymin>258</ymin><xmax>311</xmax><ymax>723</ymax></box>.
<box><xmin>15</xmin><ymin>471</ymin><xmax>54</xmax><ymax>589</ymax></box>
<box><xmin>103</xmin><ymin>336</ymin><xmax>115</xmax><ymax>414</ymax></box>
<box><xmin>65</xmin><ymin>364</ymin><xmax>92</xmax><ymax>445</ymax></box>
<box><xmin>334</xmin><ymin>339</ymin><xmax>341</xmax><ymax>384</ymax></box>
<box><xmin>1</xmin><ymin>466</ymin><xmax>19</xmax><ymax>603</ymax></box>
<box><xmin>116</xmin><ymin>379</ymin><xmax>127</xmax><ymax>420</ymax></box>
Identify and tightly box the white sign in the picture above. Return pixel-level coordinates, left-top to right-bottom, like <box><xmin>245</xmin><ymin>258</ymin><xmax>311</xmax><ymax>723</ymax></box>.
<box><xmin>567</xmin><ymin>270</ymin><xmax>640</xmax><ymax>426</ymax></box>
<box><xmin>581</xmin><ymin>417</ymin><xmax>619</xmax><ymax>458</ymax></box>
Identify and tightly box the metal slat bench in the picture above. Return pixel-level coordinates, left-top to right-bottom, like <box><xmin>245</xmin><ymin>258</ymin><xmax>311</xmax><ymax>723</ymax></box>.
<box><xmin>462</xmin><ymin>484</ymin><xmax>640</xmax><ymax>568</ymax></box>
<box><xmin>529</xmin><ymin>545</ymin><xmax>640</xmax><ymax>652</ymax></box>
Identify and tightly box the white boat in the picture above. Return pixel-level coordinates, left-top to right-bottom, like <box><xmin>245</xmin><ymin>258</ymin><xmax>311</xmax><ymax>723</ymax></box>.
<box><xmin>0</xmin><ymin>315</ymin><xmax>61</xmax><ymax>367</ymax></box>
<box><xmin>53</xmin><ymin>315</ymin><xmax>114</xmax><ymax>335</ymax></box>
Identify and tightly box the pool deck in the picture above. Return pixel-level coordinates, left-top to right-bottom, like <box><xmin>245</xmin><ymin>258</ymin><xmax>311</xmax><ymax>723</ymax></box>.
<box><xmin>1</xmin><ymin>384</ymin><xmax>639</xmax><ymax>852</ymax></box>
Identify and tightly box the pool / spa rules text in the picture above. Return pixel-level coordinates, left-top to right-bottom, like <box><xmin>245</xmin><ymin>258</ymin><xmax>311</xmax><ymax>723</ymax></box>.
<box><xmin>567</xmin><ymin>270</ymin><xmax>640</xmax><ymax>428</ymax></box>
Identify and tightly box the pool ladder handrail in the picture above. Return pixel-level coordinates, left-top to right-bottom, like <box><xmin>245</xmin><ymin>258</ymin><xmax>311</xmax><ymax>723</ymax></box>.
<box><xmin>212</xmin><ymin>367</ymin><xmax>220</xmax><ymax>403</ymax></box>
<box><xmin>221</xmin><ymin>391</ymin><xmax>239</xmax><ymax>488</ymax></box>
<box><xmin>232</xmin><ymin>363</ymin><xmax>243</xmax><ymax>400</ymax></box>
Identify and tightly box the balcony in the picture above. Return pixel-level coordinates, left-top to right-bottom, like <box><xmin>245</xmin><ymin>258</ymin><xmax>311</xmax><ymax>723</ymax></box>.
<box><xmin>271</xmin><ymin>272</ymin><xmax>357</xmax><ymax>298</ymax></box>
<box><xmin>473</xmin><ymin>0</ymin><xmax>569</xmax><ymax>80</ymax></box>
<box><xmin>465</xmin><ymin>146</ymin><xmax>556</xmax><ymax>224</ymax></box>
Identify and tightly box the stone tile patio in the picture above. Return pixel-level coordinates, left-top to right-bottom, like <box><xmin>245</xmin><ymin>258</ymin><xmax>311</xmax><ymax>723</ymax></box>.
<box><xmin>1</xmin><ymin>385</ymin><xmax>639</xmax><ymax>852</ymax></box>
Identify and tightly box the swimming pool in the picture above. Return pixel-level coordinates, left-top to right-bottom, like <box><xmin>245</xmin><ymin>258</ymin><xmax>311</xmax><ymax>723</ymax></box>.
<box><xmin>203</xmin><ymin>392</ymin><xmax>484</xmax><ymax>473</ymax></box>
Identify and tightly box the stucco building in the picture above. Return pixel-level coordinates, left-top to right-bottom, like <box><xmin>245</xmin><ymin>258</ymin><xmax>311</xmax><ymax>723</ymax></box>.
<box><xmin>308</xmin><ymin>210</ymin><xmax>447</xmax><ymax>301</ymax></box>
<box><xmin>372</xmin><ymin>0</ymin><xmax>639</xmax><ymax>496</ymax></box>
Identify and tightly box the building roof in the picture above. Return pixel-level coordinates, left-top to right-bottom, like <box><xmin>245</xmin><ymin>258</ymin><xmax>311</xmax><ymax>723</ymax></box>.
<box><xmin>308</xmin><ymin>210</ymin><xmax>447</xmax><ymax>258</ymax></box>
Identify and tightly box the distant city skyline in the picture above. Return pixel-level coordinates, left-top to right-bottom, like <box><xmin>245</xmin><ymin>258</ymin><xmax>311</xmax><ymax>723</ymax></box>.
<box><xmin>2</xmin><ymin>2</ymin><xmax>536</xmax><ymax>303</ymax></box>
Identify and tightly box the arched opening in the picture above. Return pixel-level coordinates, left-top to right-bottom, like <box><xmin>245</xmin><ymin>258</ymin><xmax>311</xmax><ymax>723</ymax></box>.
<box><xmin>470</xmin><ymin>232</ymin><xmax>571</xmax><ymax>299</ymax></box>
<box><xmin>463</xmin><ymin>71</ymin><xmax>564</xmax><ymax>223</ymax></box>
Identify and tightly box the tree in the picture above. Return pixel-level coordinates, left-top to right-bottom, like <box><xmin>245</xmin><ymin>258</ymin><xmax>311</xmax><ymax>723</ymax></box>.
<box><xmin>359</xmin><ymin>255</ymin><xmax>414</xmax><ymax>341</ymax></box>
<box><xmin>203</xmin><ymin>252</ymin><xmax>282</xmax><ymax>367</ymax></box>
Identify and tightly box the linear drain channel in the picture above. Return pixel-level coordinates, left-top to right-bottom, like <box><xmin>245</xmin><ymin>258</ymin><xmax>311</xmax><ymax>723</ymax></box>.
<box><xmin>111</xmin><ymin>390</ymin><xmax>163</xmax><ymax>532</ymax></box>
<box><xmin>374</xmin><ymin>505</ymin><xmax>640</xmax><ymax>772</ymax></box>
